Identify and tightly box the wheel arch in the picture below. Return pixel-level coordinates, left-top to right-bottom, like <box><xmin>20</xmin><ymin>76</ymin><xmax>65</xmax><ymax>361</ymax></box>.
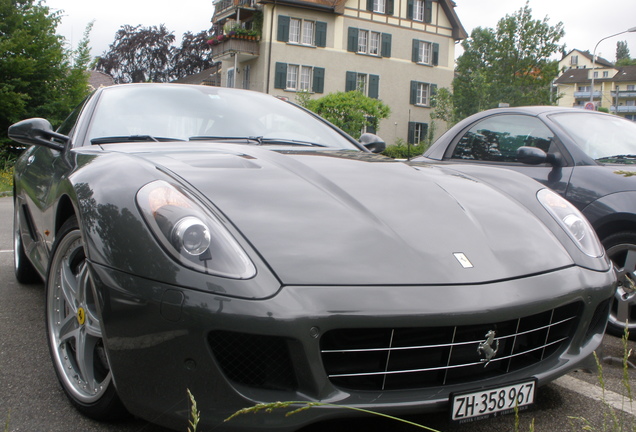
<box><xmin>55</xmin><ymin>194</ymin><xmax>78</xmax><ymax>236</ymax></box>
<box><xmin>594</xmin><ymin>215</ymin><xmax>636</xmax><ymax>242</ymax></box>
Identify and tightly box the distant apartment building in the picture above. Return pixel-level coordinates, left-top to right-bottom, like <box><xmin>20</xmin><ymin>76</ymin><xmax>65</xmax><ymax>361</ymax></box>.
<box><xmin>205</xmin><ymin>0</ymin><xmax>467</xmax><ymax>144</ymax></box>
<box><xmin>555</xmin><ymin>48</ymin><xmax>636</xmax><ymax>121</ymax></box>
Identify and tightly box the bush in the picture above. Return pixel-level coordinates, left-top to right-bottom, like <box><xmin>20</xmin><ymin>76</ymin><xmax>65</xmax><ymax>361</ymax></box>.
<box><xmin>382</xmin><ymin>139</ymin><xmax>429</xmax><ymax>159</ymax></box>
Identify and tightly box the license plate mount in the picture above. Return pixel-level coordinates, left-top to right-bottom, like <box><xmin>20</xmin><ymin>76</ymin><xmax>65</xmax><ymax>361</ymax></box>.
<box><xmin>450</xmin><ymin>379</ymin><xmax>536</xmax><ymax>424</ymax></box>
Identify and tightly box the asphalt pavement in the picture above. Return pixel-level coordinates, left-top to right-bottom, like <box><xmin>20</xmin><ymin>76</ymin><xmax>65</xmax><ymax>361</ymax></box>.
<box><xmin>0</xmin><ymin>195</ymin><xmax>634</xmax><ymax>432</ymax></box>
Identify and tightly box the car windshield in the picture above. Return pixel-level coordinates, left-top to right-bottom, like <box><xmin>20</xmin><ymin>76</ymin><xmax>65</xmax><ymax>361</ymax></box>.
<box><xmin>549</xmin><ymin>112</ymin><xmax>636</xmax><ymax>163</ymax></box>
<box><xmin>86</xmin><ymin>84</ymin><xmax>359</xmax><ymax>150</ymax></box>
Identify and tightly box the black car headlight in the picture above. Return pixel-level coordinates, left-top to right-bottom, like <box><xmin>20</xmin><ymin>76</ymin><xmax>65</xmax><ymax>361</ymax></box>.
<box><xmin>538</xmin><ymin>188</ymin><xmax>604</xmax><ymax>258</ymax></box>
<box><xmin>136</xmin><ymin>180</ymin><xmax>256</xmax><ymax>279</ymax></box>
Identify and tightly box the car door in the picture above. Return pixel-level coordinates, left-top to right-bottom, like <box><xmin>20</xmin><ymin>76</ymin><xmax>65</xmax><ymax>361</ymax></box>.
<box><xmin>442</xmin><ymin>114</ymin><xmax>574</xmax><ymax>196</ymax></box>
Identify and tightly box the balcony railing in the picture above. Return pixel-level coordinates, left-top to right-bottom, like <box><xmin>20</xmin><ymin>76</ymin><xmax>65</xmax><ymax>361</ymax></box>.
<box><xmin>209</xmin><ymin>37</ymin><xmax>260</xmax><ymax>61</ymax></box>
<box><xmin>611</xmin><ymin>91</ymin><xmax>636</xmax><ymax>99</ymax></box>
<box><xmin>214</xmin><ymin>0</ymin><xmax>257</xmax><ymax>14</ymax></box>
<box><xmin>610</xmin><ymin>105</ymin><xmax>636</xmax><ymax>113</ymax></box>
<box><xmin>573</xmin><ymin>91</ymin><xmax>602</xmax><ymax>99</ymax></box>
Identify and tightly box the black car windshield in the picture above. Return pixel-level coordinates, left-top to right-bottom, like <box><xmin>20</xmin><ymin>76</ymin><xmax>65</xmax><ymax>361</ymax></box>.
<box><xmin>86</xmin><ymin>84</ymin><xmax>359</xmax><ymax>150</ymax></box>
<box><xmin>550</xmin><ymin>112</ymin><xmax>636</xmax><ymax>162</ymax></box>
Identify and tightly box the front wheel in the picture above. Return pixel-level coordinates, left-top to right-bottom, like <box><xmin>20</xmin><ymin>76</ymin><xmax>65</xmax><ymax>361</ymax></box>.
<box><xmin>602</xmin><ymin>232</ymin><xmax>636</xmax><ymax>339</ymax></box>
<box><xmin>45</xmin><ymin>217</ymin><xmax>128</xmax><ymax>420</ymax></box>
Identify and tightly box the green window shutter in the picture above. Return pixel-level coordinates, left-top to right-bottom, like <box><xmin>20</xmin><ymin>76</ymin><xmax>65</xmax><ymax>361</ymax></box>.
<box><xmin>274</xmin><ymin>62</ymin><xmax>287</xmax><ymax>89</ymax></box>
<box><xmin>432</xmin><ymin>43</ymin><xmax>439</xmax><ymax>66</ymax></box>
<box><xmin>386</xmin><ymin>0</ymin><xmax>394</xmax><ymax>15</ymax></box>
<box><xmin>346</xmin><ymin>71</ymin><xmax>357</xmax><ymax>92</ymax></box>
<box><xmin>430</xmin><ymin>84</ymin><xmax>438</xmax><ymax>106</ymax></box>
<box><xmin>369</xmin><ymin>74</ymin><xmax>379</xmax><ymax>99</ymax></box>
<box><xmin>408</xmin><ymin>122</ymin><xmax>416</xmax><ymax>144</ymax></box>
<box><xmin>412</xmin><ymin>39</ymin><xmax>419</xmax><ymax>63</ymax></box>
<box><xmin>424</xmin><ymin>0</ymin><xmax>432</xmax><ymax>23</ymax></box>
<box><xmin>407</xmin><ymin>0</ymin><xmax>414</xmax><ymax>19</ymax></box>
<box><xmin>367</xmin><ymin>0</ymin><xmax>373</xmax><ymax>11</ymax></box>
<box><xmin>410</xmin><ymin>80</ymin><xmax>418</xmax><ymax>105</ymax></box>
<box><xmin>367</xmin><ymin>117</ymin><xmax>377</xmax><ymax>134</ymax></box>
<box><xmin>316</xmin><ymin>21</ymin><xmax>327</xmax><ymax>47</ymax></box>
<box><xmin>347</xmin><ymin>27</ymin><xmax>359</xmax><ymax>52</ymax></box>
<box><xmin>277</xmin><ymin>15</ymin><xmax>290</xmax><ymax>42</ymax></box>
<box><xmin>381</xmin><ymin>33</ymin><xmax>392</xmax><ymax>58</ymax></box>
<box><xmin>313</xmin><ymin>67</ymin><xmax>325</xmax><ymax>93</ymax></box>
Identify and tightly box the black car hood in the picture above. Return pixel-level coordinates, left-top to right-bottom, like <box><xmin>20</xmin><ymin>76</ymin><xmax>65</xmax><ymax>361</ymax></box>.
<box><xmin>123</xmin><ymin>144</ymin><xmax>573</xmax><ymax>285</ymax></box>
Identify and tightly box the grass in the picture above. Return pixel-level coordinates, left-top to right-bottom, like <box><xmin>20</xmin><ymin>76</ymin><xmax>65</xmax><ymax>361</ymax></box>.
<box><xmin>0</xmin><ymin>162</ymin><xmax>12</xmax><ymax>195</ymax></box>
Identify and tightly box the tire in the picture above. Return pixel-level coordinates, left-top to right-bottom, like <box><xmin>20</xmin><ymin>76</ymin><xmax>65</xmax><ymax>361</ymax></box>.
<box><xmin>602</xmin><ymin>231</ymin><xmax>636</xmax><ymax>339</ymax></box>
<box><xmin>45</xmin><ymin>217</ymin><xmax>128</xmax><ymax>421</ymax></box>
<box><xmin>13</xmin><ymin>203</ymin><xmax>40</xmax><ymax>284</ymax></box>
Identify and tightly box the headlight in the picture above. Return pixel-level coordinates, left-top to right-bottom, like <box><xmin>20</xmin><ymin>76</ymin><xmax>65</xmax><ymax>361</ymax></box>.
<box><xmin>136</xmin><ymin>180</ymin><xmax>256</xmax><ymax>279</ymax></box>
<box><xmin>538</xmin><ymin>188</ymin><xmax>604</xmax><ymax>258</ymax></box>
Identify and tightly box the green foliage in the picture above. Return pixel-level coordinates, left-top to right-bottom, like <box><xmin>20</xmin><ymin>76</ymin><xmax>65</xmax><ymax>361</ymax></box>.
<box><xmin>382</xmin><ymin>139</ymin><xmax>428</xmax><ymax>159</ymax></box>
<box><xmin>453</xmin><ymin>1</ymin><xmax>564</xmax><ymax>119</ymax></box>
<box><xmin>0</xmin><ymin>0</ymin><xmax>91</xmax><ymax>155</ymax></box>
<box><xmin>187</xmin><ymin>389</ymin><xmax>200</xmax><ymax>432</ymax></box>
<box><xmin>616</xmin><ymin>41</ymin><xmax>630</xmax><ymax>63</ymax></box>
<box><xmin>430</xmin><ymin>87</ymin><xmax>457</xmax><ymax>127</ymax></box>
<box><xmin>616</xmin><ymin>58</ymin><xmax>636</xmax><ymax>67</ymax></box>
<box><xmin>305</xmin><ymin>91</ymin><xmax>391</xmax><ymax>140</ymax></box>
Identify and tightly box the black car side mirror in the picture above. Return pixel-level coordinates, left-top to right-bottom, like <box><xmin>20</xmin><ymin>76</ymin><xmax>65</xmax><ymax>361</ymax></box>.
<box><xmin>516</xmin><ymin>146</ymin><xmax>562</xmax><ymax>167</ymax></box>
<box><xmin>359</xmin><ymin>133</ymin><xmax>386</xmax><ymax>153</ymax></box>
<box><xmin>8</xmin><ymin>118</ymin><xmax>69</xmax><ymax>151</ymax></box>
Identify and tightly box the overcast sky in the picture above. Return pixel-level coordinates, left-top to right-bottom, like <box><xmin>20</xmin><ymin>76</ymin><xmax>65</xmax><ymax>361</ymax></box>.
<box><xmin>49</xmin><ymin>0</ymin><xmax>636</xmax><ymax>62</ymax></box>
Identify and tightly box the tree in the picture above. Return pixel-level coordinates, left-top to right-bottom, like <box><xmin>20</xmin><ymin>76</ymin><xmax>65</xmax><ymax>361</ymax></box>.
<box><xmin>170</xmin><ymin>30</ymin><xmax>216</xmax><ymax>80</ymax></box>
<box><xmin>616</xmin><ymin>41</ymin><xmax>636</xmax><ymax>66</ymax></box>
<box><xmin>430</xmin><ymin>87</ymin><xmax>456</xmax><ymax>132</ymax></box>
<box><xmin>305</xmin><ymin>91</ymin><xmax>391</xmax><ymax>140</ymax></box>
<box><xmin>96</xmin><ymin>24</ymin><xmax>175</xmax><ymax>83</ymax></box>
<box><xmin>453</xmin><ymin>1</ymin><xmax>564</xmax><ymax>119</ymax></box>
<box><xmin>0</xmin><ymin>0</ymin><xmax>90</xmax><ymax>153</ymax></box>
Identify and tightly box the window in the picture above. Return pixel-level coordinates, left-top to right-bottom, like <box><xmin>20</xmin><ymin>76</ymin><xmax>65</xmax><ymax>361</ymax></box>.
<box><xmin>274</xmin><ymin>62</ymin><xmax>325</xmax><ymax>93</ymax></box>
<box><xmin>410</xmin><ymin>81</ymin><xmax>436</xmax><ymax>106</ymax></box>
<box><xmin>593</xmin><ymin>71</ymin><xmax>599</xmax><ymax>78</ymax></box>
<box><xmin>346</xmin><ymin>71</ymin><xmax>379</xmax><ymax>98</ymax></box>
<box><xmin>412</xmin><ymin>39</ymin><xmax>439</xmax><ymax>65</ymax></box>
<box><xmin>302</xmin><ymin>20</ymin><xmax>315</xmax><ymax>45</ymax></box>
<box><xmin>286</xmin><ymin>65</ymin><xmax>299</xmax><ymax>90</ymax></box>
<box><xmin>277</xmin><ymin>16</ymin><xmax>327</xmax><ymax>47</ymax></box>
<box><xmin>347</xmin><ymin>27</ymin><xmax>392</xmax><ymax>57</ymax></box>
<box><xmin>408</xmin><ymin>122</ymin><xmax>428</xmax><ymax>144</ymax></box>
<box><xmin>408</xmin><ymin>0</ymin><xmax>432</xmax><ymax>22</ymax></box>
<box><xmin>227</xmin><ymin>68</ymin><xmax>235</xmax><ymax>88</ymax></box>
<box><xmin>243</xmin><ymin>65</ymin><xmax>251</xmax><ymax>90</ymax></box>
<box><xmin>603</xmin><ymin>71</ymin><xmax>609</xmax><ymax>78</ymax></box>
<box><xmin>627</xmin><ymin>100</ymin><xmax>636</xmax><ymax>106</ymax></box>
<box><xmin>571</xmin><ymin>55</ymin><xmax>578</xmax><ymax>65</ymax></box>
<box><xmin>373</xmin><ymin>0</ymin><xmax>385</xmax><ymax>13</ymax></box>
<box><xmin>628</xmin><ymin>85</ymin><xmax>636</xmax><ymax>91</ymax></box>
<box><xmin>450</xmin><ymin>115</ymin><xmax>555</xmax><ymax>162</ymax></box>
<box><xmin>578</xmin><ymin>86</ymin><xmax>591</xmax><ymax>92</ymax></box>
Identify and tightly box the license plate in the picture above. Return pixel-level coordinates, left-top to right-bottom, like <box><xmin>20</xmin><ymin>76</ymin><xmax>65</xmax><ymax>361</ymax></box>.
<box><xmin>450</xmin><ymin>379</ymin><xmax>536</xmax><ymax>423</ymax></box>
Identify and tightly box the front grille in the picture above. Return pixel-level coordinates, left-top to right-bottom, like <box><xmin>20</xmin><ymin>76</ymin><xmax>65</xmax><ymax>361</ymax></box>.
<box><xmin>321</xmin><ymin>302</ymin><xmax>582</xmax><ymax>391</ymax></box>
<box><xmin>208</xmin><ymin>331</ymin><xmax>298</xmax><ymax>391</ymax></box>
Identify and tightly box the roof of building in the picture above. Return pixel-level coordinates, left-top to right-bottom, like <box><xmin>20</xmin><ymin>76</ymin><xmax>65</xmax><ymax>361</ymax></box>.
<box><xmin>562</xmin><ymin>48</ymin><xmax>614</xmax><ymax>68</ymax></box>
<box><xmin>88</xmin><ymin>71</ymin><xmax>115</xmax><ymax>89</ymax></box>
<box><xmin>172</xmin><ymin>65</ymin><xmax>222</xmax><ymax>86</ymax></box>
<box><xmin>554</xmin><ymin>65</ymin><xmax>636</xmax><ymax>84</ymax></box>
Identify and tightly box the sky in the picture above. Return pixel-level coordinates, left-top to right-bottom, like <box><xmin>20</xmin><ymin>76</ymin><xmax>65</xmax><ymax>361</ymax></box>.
<box><xmin>49</xmin><ymin>0</ymin><xmax>636</xmax><ymax>62</ymax></box>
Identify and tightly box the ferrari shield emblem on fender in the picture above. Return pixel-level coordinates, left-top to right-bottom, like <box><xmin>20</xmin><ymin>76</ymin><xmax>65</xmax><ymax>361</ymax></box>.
<box><xmin>453</xmin><ymin>253</ymin><xmax>473</xmax><ymax>268</ymax></box>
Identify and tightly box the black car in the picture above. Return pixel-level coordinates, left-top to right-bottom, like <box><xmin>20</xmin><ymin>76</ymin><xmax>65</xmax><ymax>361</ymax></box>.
<box><xmin>9</xmin><ymin>86</ymin><xmax>615</xmax><ymax>431</ymax></box>
<box><xmin>418</xmin><ymin>106</ymin><xmax>636</xmax><ymax>337</ymax></box>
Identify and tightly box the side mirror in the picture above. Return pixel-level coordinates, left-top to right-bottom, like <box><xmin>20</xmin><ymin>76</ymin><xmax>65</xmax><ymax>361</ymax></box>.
<box><xmin>8</xmin><ymin>118</ymin><xmax>69</xmax><ymax>151</ymax></box>
<box><xmin>359</xmin><ymin>133</ymin><xmax>386</xmax><ymax>153</ymax></box>
<box><xmin>516</xmin><ymin>146</ymin><xmax>547</xmax><ymax>165</ymax></box>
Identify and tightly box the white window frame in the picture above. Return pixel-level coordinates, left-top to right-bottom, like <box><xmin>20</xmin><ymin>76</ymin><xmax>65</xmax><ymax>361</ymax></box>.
<box><xmin>358</xmin><ymin>30</ymin><xmax>368</xmax><ymax>54</ymax></box>
<box><xmin>227</xmin><ymin>68</ymin><xmax>235</xmax><ymax>88</ymax></box>
<box><xmin>413</xmin><ymin>0</ymin><xmax>425</xmax><ymax>21</ymax></box>
<box><xmin>415</xmin><ymin>82</ymin><xmax>429</xmax><ymax>106</ymax></box>
<box><xmin>358</xmin><ymin>30</ymin><xmax>381</xmax><ymax>56</ymax></box>
<box><xmin>289</xmin><ymin>18</ymin><xmax>301</xmax><ymax>43</ymax></box>
<box><xmin>300</xmin><ymin>66</ymin><xmax>313</xmax><ymax>91</ymax></box>
<box><xmin>414</xmin><ymin>123</ymin><xmax>426</xmax><ymax>143</ymax></box>
<box><xmin>286</xmin><ymin>64</ymin><xmax>299</xmax><ymax>90</ymax></box>
<box><xmin>369</xmin><ymin>32</ymin><xmax>380</xmax><ymax>55</ymax></box>
<box><xmin>357</xmin><ymin>73</ymin><xmax>368</xmax><ymax>95</ymax></box>
<box><xmin>373</xmin><ymin>0</ymin><xmax>386</xmax><ymax>13</ymax></box>
<box><xmin>418</xmin><ymin>40</ymin><xmax>432</xmax><ymax>64</ymax></box>
<box><xmin>302</xmin><ymin>20</ymin><xmax>315</xmax><ymax>45</ymax></box>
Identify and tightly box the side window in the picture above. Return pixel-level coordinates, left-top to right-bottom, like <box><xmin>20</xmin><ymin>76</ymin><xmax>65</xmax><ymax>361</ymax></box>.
<box><xmin>450</xmin><ymin>115</ymin><xmax>555</xmax><ymax>162</ymax></box>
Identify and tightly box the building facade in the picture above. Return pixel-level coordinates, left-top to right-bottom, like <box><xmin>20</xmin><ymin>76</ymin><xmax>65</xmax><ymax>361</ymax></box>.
<box><xmin>207</xmin><ymin>0</ymin><xmax>466</xmax><ymax>144</ymax></box>
<box><xmin>555</xmin><ymin>49</ymin><xmax>636</xmax><ymax>121</ymax></box>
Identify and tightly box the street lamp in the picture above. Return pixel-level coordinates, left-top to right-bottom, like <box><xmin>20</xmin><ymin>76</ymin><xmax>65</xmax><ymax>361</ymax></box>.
<box><xmin>589</xmin><ymin>26</ymin><xmax>636</xmax><ymax>103</ymax></box>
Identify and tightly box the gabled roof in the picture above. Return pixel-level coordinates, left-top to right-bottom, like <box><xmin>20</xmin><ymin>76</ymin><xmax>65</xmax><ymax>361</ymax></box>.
<box><xmin>613</xmin><ymin>65</ymin><xmax>636</xmax><ymax>82</ymax></box>
<box><xmin>554</xmin><ymin>65</ymin><xmax>636</xmax><ymax>84</ymax></box>
<box><xmin>88</xmin><ymin>71</ymin><xmax>115</xmax><ymax>89</ymax></box>
<box><xmin>562</xmin><ymin>48</ymin><xmax>614</xmax><ymax>68</ymax></box>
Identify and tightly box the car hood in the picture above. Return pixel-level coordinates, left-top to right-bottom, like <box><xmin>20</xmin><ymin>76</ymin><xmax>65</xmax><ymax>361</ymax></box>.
<box><xmin>123</xmin><ymin>145</ymin><xmax>573</xmax><ymax>285</ymax></box>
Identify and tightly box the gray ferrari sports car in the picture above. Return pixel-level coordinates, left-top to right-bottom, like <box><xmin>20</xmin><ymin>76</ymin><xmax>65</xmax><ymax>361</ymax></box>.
<box><xmin>10</xmin><ymin>83</ymin><xmax>615</xmax><ymax>431</ymax></box>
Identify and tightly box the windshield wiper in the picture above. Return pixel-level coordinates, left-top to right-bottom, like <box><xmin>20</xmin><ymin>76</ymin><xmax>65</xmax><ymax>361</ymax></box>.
<box><xmin>189</xmin><ymin>136</ymin><xmax>328</xmax><ymax>147</ymax></box>
<box><xmin>596</xmin><ymin>154</ymin><xmax>636</xmax><ymax>162</ymax></box>
<box><xmin>91</xmin><ymin>135</ymin><xmax>184</xmax><ymax>144</ymax></box>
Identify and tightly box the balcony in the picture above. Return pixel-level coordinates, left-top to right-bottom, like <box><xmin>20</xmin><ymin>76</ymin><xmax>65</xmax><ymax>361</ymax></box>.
<box><xmin>213</xmin><ymin>0</ymin><xmax>258</xmax><ymax>22</ymax></box>
<box><xmin>610</xmin><ymin>105</ymin><xmax>636</xmax><ymax>113</ymax></box>
<box><xmin>611</xmin><ymin>91</ymin><xmax>636</xmax><ymax>99</ymax></box>
<box><xmin>209</xmin><ymin>37</ymin><xmax>260</xmax><ymax>62</ymax></box>
<box><xmin>573</xmin><ymin>91</ymin><xmax>602</xmax><ymax>99</ymax></box>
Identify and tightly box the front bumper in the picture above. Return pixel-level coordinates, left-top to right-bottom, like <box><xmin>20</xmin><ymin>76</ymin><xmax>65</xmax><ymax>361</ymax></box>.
<box><xmin>89</xmin><ymin>262</ymin><xmax>614</xmax><ymax>431</ymax></box>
